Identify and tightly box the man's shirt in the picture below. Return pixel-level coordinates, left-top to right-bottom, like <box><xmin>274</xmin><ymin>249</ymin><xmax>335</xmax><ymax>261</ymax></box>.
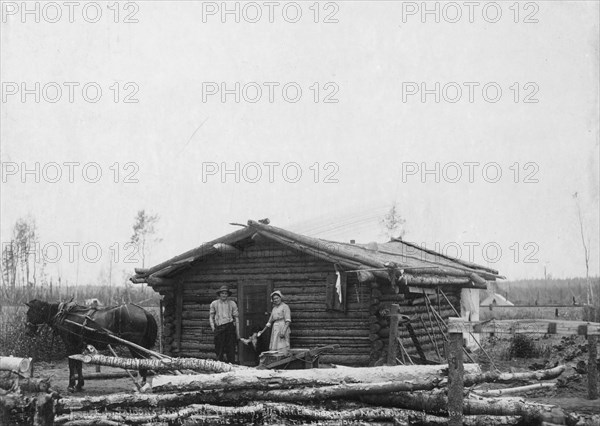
<box><xmin>209</xmin><ymin>299</ymin><xmax>239</xmax><ymax>327</ymax></box>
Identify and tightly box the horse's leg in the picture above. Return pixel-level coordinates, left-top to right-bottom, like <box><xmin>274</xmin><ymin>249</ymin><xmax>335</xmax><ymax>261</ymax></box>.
<box><xmin>75</xmin><ymin>359</ymin><xmax>84</xmax><ymax>391</ymax></box>
<box><xmin>129</xmin><ymin>348</ymin><xmax>148</xmax><ymax>384</ymax></box>
<box><xmin>67</xmin><ymin>358</ymin><xmax>76</xmax><ymax>392</ymax></box>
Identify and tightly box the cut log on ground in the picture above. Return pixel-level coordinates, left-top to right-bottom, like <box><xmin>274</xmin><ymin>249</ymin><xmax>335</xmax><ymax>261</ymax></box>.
<box><xmin>261</xmin><ymin>402</ymin><xmax>522</xmax><ymax>426</ymax></box>
<box><xmin>472</xmin><ymin>383</ymin><xmax>557</xmax><ymax>397</ymax></box>
<box><xmin>0</xmin><ymin>356</ymin><xmax>32</xmax><ymax>374</ymax></box>
<box><xmin>464</xmin><ymin>365</ymin><xmax>565</xmax><ymax>386</ymax></box>
<box><xmin>53</xmin><ymin>401</ymin><xmax>523</xmax><ymax>426</ymax></box>
<box><xmin>83</xmin><ymin>371</ymin><xmax>155</xmax><ymax>380</ymax></box>
<box><xmin>55</xmin><ymin>403</ymin><xmax>263</xmax><ymax>425</ymax></box>
<box><xmin>57</xmin><ymin>379</ymin><xmax>494</xmax><ymax>414</ymax></box>
<box><xmin>151</xmin><ymin>363</ymin><xmax>482</xmax><ymax>392</ymax></box>
<box><xmin>0</xmin><ymin>377</ymin><xmax>51</xmax><ymax>393</ymax></box>
<box><xmin>360</xmin><ymin>391</ymin><xmax>566</xmax><ymax>424</ymax></box>
<box><xmin>69</xmin><ymin>354</ymin><xmax>247</xmax><ymax>373</ymax></box>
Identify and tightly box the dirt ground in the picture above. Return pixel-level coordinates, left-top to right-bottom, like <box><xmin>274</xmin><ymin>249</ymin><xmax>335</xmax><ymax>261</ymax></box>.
<box><xmin>34</xmin><ymin>360</ymin><xmax>142</xmax><ymax>395</ymax></box>
<box><xmin>472</xmin><ymin>334</ymin><xmax>600</xmax><ymax>423</ymax></box>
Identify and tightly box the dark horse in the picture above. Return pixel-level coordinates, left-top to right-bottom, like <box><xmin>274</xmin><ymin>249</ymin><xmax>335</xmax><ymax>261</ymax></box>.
<box><xmin>25</xmin><ymin>299</ymin><xmax>157</xmax><ymax>392</ymax></box>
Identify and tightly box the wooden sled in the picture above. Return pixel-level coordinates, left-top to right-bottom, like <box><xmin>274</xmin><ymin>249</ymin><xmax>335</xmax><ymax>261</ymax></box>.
<box><xmin>257</xmin><ymin>345</ymin><xmax>340</xmax><ymax>370</ymax></box>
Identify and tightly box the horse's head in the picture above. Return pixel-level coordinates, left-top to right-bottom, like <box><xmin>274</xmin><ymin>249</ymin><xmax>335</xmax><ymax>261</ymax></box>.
<box><xmin>24</xmin><ymin>299</ymin><xmax>50</xmax><ymax>336</ymax></box>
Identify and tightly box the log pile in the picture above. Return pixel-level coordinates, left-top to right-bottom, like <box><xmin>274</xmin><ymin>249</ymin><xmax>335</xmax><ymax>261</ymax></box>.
<box><xmin>50</xmin><ymin>356</ymin><xmax>568</xmax><ymax>425</ymax></box>
<box><xmin>0</xmin><ymin>352</ymin><xmax>573</xmax><ymax>425</ymax></box>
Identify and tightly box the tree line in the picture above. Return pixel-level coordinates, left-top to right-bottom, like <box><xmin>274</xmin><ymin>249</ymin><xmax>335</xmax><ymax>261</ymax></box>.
<box><xmin>0</xmin><ymin>210</ymin><xmax>161</xmax><ymax>306</ymax></box>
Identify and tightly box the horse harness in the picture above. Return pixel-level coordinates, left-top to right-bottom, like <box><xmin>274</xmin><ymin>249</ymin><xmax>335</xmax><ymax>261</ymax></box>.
<box><xmin>48</xmin><ymin>302</ymin><xmax>105</xmax><ymax>345</ymax></box>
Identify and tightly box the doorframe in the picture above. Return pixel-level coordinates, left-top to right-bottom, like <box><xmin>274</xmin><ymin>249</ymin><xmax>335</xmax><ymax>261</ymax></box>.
<box><xmin>237</xmin><ymin>280</ymin><xmax>273</xmax><ymax>364</ymax></box>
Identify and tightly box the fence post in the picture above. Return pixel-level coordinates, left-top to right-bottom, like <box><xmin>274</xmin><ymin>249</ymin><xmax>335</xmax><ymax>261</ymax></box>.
<box><xmin>448</xmin><ymin>319</ymin><xmax>464</xmax><ymax>426</ymax></box>
<box><xmin>387</xmin><ymin>304</ymin><xmax>400</xmax><ymax>365</ymax></box>
<box><xmin>589</xmin><ymin>334</ymin><xmax>598</xmax><ymax>399</ymax></box>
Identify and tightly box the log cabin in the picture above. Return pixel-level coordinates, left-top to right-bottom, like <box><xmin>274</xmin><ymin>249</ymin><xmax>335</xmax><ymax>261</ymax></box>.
<box><xmin>131</xmin><ymin>219</ymin><xmax>502</xmax><ymax>366</ymax></box>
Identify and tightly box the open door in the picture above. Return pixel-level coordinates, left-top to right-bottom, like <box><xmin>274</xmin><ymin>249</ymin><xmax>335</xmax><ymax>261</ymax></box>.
<box><xmin>238</xmin><ymin>280</ymin><xmax>272</xmax><ymax>366</ymax></box>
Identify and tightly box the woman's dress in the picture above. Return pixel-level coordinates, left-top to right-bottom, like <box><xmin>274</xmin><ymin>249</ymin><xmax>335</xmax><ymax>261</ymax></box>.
<box><xmin>267</xmin><ymin>303</ymin><xmax>291</xmax><ymax>354</ymax></box>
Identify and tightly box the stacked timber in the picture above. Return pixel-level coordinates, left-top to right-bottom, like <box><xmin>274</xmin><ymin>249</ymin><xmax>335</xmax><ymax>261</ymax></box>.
<box><xmin>3</xmin><ymin>355</ymin><xmax>571</xmax><ymax>426</ymax></box>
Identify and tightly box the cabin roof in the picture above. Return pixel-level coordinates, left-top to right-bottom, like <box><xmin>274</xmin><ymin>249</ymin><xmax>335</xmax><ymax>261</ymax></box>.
<box><xmin>131</xmin><ymin>219</ymin><xmax>503</xmax><ymax>287</ymax></box>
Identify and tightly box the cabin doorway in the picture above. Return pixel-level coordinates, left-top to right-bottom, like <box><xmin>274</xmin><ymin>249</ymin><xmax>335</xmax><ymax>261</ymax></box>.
<box><xmin>238</xmin><ymin>280</ymin><xmax>272</xmax><ymax>365</ymax></box>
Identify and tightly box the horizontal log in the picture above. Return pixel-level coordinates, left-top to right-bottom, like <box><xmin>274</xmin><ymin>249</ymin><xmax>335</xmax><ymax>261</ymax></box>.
<box><xmin>473</xmin><ymin>382</ymin><xmax>556</xmax><ymax>396</ymax></box>
<box><xmin>151</xmin><ymin>363</ymin><xmax>481</xmax><ymax>393</ymax></box>
<box><xmin>319</xmin><ymin>355</ymin><xmax>371</xmax><ymax>365</ymax></box>
<box><xmin>82</xmin><ymin>371</ymin><xmax>155</xmax><ymax>380</ymax></box>
<box><xmin>378</xmin><ymin>326</ymin><xmax>448</xmax><ymax>340</ymax></box>
<box><xmin>187</xmin><ymin>268</ymin><xmax>331</xmax><ymax>278</ymax></box>
<box><xmin>448</xmin><ymin>318</ymin><xmax>600</xmax><ymax>336</ymax></box>
<box><xmin>0</xmin><ymin>377</ymin><xmax>50</xmax><ymax>393</ymax></box>
<box><xmin>464</xmin><ymin>365</ymin><xmax>566</xmax><ymax>386</ymax></box>
<box><xmin>178</xmin><ymin>310</ymin><xmax>370</xmax><ymax>321</ymax></box>
<box><xmin>0</xmin><ymin>357</ymin><xmax>31</xmax><ymax>374</ymax></box>
<box><xmin>184</xmin><ymin>272</ymin><xmax>331</xmax><ymax>282</ymax></box>
<box><xmin>360</xmin><ymin>391</ymin><xmax>565</xmax><ymax>423</ymax></box>
<box><xmin>69</xmin><ymin>354</ymin><xmax>248</xmax><ymax>373</ymax></box>
<box><xmin>176</xmin><ymin>343</ymin><xmax>217</xmax><ymax>351</ymax></box>
<box><xmin>54</xmin><ymin>397</ymin><xmax>520</xmax><ymax>426</ymax></box>
<box><xmin>289</xmin><ymin>320</ymin><xmax>369</xmax><ymax>328</ymax></box>
<box><xmin>280</xmin><ymin>311</ymin><xmax>370</xmax><ymax>320</ymax></box>
<box><xmin>292</xmin><ymin>329</ymin><xmax>369</xmax><ymax>338</ymax></box>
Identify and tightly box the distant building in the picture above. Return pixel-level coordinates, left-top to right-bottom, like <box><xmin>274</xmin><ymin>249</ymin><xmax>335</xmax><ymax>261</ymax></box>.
<box><xmin>480</xmin><ymin>293</ymin><xmax>514</xmax><ymax>306</ymax></box>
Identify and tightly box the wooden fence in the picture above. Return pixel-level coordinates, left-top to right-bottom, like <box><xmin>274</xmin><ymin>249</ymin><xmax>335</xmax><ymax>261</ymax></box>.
<box><xmin>447</xmin><ymin>318</ymin><xmax>600</xmax><ymax>426</ymax></box>
<box><xmin>480</xmin><ymin>305</ymin><xmax>585</xmax><ymax>321</ymax></box>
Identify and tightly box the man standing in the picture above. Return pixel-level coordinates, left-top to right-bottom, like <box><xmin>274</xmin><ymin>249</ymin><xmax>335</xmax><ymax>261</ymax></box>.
<box><xmin>209</xmin><ymin>285</ymin><xmax>240</xmax><ymax>363</ymax></box>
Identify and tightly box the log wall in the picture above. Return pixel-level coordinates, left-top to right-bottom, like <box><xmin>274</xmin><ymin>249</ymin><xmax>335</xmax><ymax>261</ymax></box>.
<box><xmin>152</xmin><ymin>242</ymin><xmax>372</xmax><ymax>366</ymax></box>
<box><xmin>368</xmin><ymin>281</ymin><xmax>461</xmax><ymax>365</ymax></box>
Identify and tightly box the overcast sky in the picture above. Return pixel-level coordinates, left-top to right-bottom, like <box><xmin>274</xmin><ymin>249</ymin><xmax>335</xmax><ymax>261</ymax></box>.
<box><xmin>1</xmin><ymin>1</ymin><xmax>598</xmax><ymax>285</ymax></box>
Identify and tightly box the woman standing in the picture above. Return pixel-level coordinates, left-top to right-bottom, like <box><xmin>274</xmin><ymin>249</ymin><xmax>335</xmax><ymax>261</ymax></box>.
<box><xmin>259</xmin><ymin>290</ymin><xmax>291</xmax><ymax>355</ymax></box>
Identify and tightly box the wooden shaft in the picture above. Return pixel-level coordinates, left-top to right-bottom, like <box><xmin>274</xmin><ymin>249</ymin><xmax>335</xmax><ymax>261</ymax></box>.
<box><xmin>62</xmin><ymin>319</ymin><xmax>169</xmax><ymax>360</ymax></box>
<box><xmin>448</xmin><ymin>331</ymin><xmax>464</xmax><ymax>426</ymax></box>
<box><xmin>396</xmin><ymin>337</ymin><xmax>414</xmax><ymax>365</ymax></box>
<box><xmin>419</xmin><ymin>316</ymin><xmax>443</xmax><ymax>361</ymax></box>
<box><xmin>108</xmin><ymin>345</ymin><xmax>140</xmax><ymax>390</ymax></box>
<box><xmin>588</xmin><ymin>334</ymin><xmax>598</xmax><ymax>399</ymax></box>
<box><xmin>425</xmin><ymin>296</ymin><xmax>475</xmax><ymax>364</ymax></box>
<box><xmin>439</xmin><ymin>289</ymin><xmax>497</xmax><ymax>370</ymax></box>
